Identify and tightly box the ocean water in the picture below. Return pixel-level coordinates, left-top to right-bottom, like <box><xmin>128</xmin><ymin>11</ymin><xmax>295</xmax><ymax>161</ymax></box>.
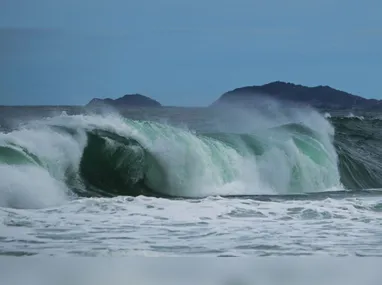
<box><xmin>1</xmin><ymin>103</ymin><xmax>382</xmax><ymax>257</ymax></box>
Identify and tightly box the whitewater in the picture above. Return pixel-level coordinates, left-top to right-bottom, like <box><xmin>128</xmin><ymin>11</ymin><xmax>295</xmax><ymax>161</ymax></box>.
<box><xmin>1</xmin><ymin>104</ymin><xmax>382</xmax><ymax>256</ymax></box>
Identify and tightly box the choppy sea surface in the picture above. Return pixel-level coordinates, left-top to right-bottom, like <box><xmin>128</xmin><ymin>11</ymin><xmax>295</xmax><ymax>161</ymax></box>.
<box><xmin>1</xmin><ymin>105</ymin><xmax>382</xmax><ymax>257</ymax></box>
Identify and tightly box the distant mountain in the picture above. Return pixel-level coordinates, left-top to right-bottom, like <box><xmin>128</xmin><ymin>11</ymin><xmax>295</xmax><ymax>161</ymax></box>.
<box><xmin>87</xmin><ymin>94</ymin><xmax>161</xmax><ymax>107</ymax></box>
<box><xmin>213</xmin><ymin>81</ymin><xmax>382</xmax><ymax>110</ymax></box>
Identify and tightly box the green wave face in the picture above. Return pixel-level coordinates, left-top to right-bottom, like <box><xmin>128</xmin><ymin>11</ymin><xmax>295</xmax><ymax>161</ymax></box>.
<box><xmin>333</xmin><ymin>117</ymin><xmax>382</xmax><ymax>189</ymax></box>
<box><xmin>76</xmin><ymin>118</ymin><xmax>342</xmax><ymax>197</ymax></box>
<box><xmin>0</xmin><ymin>145</ymin><xmax>40</xmax><ymax>166</ymax></box>
<box><xmin>1</xmin><ymin>113</ymin><xmax>380</xmax><ymax>200</ymax></box>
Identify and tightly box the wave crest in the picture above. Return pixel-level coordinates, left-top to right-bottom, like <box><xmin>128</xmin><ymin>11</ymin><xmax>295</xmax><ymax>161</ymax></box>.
<box><xmin>0</xmin><ymin>107</ymin><xmax>345</xmax><ymax>208</ymax></box>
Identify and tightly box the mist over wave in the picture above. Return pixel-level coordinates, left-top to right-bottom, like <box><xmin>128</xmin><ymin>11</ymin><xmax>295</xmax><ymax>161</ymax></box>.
<box><xmin>0</xmin><ymin>100</ymin><xmax>351</xmax><ymax>209</ymax></box>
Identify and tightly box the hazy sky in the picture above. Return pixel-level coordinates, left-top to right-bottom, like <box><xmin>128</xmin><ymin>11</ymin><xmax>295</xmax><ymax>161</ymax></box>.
<box><xmin>0</xmin><ymin>0</ymin><xmax>381</xmax><ymax>106</ymax></box>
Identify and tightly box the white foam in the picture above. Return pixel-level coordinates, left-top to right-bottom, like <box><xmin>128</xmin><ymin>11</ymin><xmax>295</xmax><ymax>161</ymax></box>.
<box><xmin>0</xmin><ymin>120</ymin><xmax>87</xmax><ymax>209</ymax></box>
<box><xmin>0</xmin><ymin>165</ymin><xmax>69</xmax><ymax>209</ymax></box>
<box><xmin>347</xmin><ymin>112</ymin><xmax>364</xmax><ymax>120</ymax></box>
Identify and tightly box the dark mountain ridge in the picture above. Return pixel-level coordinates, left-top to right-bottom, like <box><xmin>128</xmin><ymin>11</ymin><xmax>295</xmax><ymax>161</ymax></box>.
<box><xmin>213</xmin><ymin>81</ymin><xmax>381</xmax><ymax>110</ymax></box>
<box><xmin>87</xmin><ymin>94</ymin><xmax>161</xmax><ymax>107</ymax></box>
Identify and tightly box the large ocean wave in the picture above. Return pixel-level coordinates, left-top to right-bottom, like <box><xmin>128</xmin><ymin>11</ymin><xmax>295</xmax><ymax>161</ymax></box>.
<box><xmin>0</xmin><ymin>105</ymin><xmax>379</xmax><ymax>209</ymax></box>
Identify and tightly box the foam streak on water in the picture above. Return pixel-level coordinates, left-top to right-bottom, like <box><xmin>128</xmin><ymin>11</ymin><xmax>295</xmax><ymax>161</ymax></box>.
<box><xmin>1</xmin><ymin>194</ymin><xmax>382</xmax><ymax>257</ymax></box>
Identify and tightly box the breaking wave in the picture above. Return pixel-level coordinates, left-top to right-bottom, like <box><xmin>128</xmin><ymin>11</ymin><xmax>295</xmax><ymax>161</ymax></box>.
<box><xmin>1</xmin><ymin>105</ymin><xmax>380</xmax><ymax>208</ymax></box>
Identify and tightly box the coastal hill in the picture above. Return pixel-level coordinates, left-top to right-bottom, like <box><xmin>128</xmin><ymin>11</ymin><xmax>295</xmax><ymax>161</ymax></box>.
<box><xmin>85</xmin><ymin>82</ymin><xmax>379</xmax><ymax>110</ymax></box>
<box><xmin>213</xmin><ymin>81</ymin><xmax>381</xmax><ymax>110</ymax></box>
<box><xmin>87</xmin><ymin>94</ymin><xmax>161</xmax><ymax>107</ymax></box>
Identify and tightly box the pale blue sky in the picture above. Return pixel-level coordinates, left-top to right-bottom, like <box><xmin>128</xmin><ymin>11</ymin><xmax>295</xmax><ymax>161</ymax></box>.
<box><xmin>0</xmin><ymin>0</ymin><xmax>381</xmax><ymax>106</ymax></box>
